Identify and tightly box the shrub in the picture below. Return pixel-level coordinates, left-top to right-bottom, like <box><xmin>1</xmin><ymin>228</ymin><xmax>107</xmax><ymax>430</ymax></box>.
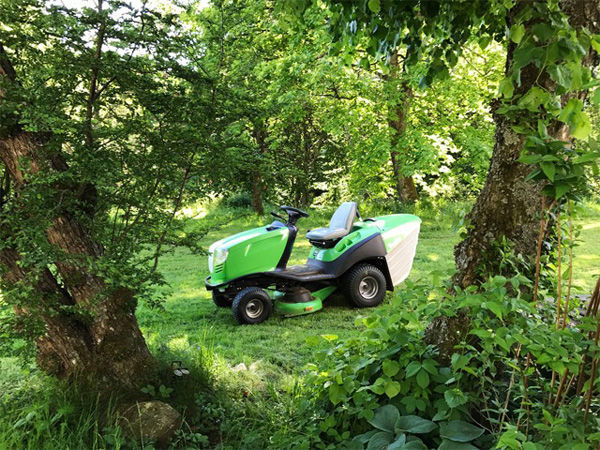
<box><xmin>221</xmin><ymin>192</ymin><xmax>254</xmax><ymax>210</ymax></box>
<box><xmin>303</xmin><ymin>273</ymin><xmax>600</xmax><ymax>449</ymax></box>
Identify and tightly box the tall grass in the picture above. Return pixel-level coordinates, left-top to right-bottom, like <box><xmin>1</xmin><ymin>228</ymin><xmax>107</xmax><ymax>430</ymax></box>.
<box><xmin>0</xmin><ymin>360</ymin><xmax>124</xmax><ymax>449</ymax></box>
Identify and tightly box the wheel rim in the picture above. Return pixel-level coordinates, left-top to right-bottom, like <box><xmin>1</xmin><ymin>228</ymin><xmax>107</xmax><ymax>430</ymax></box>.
<box><xmin>359</xmin><ymin>276</ymin><xmax>379</xmax><ymax>299</ymax></box>
<box><xmin>245</xmin><ymin>299</ymin><xmax>264</xmax><ymax>319</ymax></box>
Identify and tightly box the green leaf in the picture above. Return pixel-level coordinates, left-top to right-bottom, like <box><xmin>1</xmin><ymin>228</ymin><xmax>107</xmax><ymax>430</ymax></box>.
<box><xmin>570</xmin><ymin>110</ymin><xmax>591</xmax><ymax>140</ymax></box>
<box><xmin>518</xmin><ymin>87</ymin><xmax>547</xmax><ymax>112</ymax></box>
<box><xmin>592</xmin><ymin>88</ymin><xmax>600</xmax><ymax>105</ymax></box>
<box><xmin>385</xmin><ymin>380</ymin><xmax>402</xmax><ymax>398</ymax></box>
<box><xmin>498</xmin><ymin>78</ymin><xmax>514</xmax><ymax>98</ymax></box>
<box><xmin>559</xmin><ymin>98</ymin><xmax>583</xmax><ymax>123</ymax></box>
<box><xmin>440</xmin><ymin>420</ymin><xmax>485</xmax><ymax>443</ymax></box>
<box><xmin>444</xmin><ymin>388</ymin><xmax>468</xmax><ymax>408</ymax></box>
<box><xmin>405</xmin><ymin>361</ymin><xmax>421</xmax><ymax>377</ymax></box>
<box><xmin>346</xmin><ymin>442</ymin><xmax>363</xmax><ymax>450</ymax></box>
<box><xmin>387</xmin><ymin>435</ymin><xmax>406</xmax><ymax>450</ymax></box>
<box><xmin>509</xmin><ymin>24</ymin><xmax>525</xmax><ymax>44</ymax></box>
<box><xmin>371</xmin><ymin>377</ymin><xmax>386</xmax><ymax>395</ymax></box>
<box><xmin>478</xmin><ymin>35</ymin><xmax>492</xmax><ymax>49</ymax></box>
<box><xmin>422</xmin><ymin>359</ymin><xmax>438</xmax><ymax>375</ymax></box>
<box><xmin>485</xmin><ymin>300</ymin><xmax>504</xmax><ymax>319</ymax></box>
<box><xmin>438</xmin><ymin>440</ymin><xmax>479</xmax><ymax>450</ymax></box>
<box><xmin>367</xmin><ymin>431</ymin><xmax>394</xmax><ymax>450</ymax></box>
<box><xmin>537</xmin><ymin>120</ymin><xmax>548</xmax><ymax>138</ymax></box>
<box><xmin>396</xmin><ymin>415</ymin><xmax>437</xmax><ymax>434</ymax></box>
<box><xmin>367</xmin><ymin>0</ymin><xmax>381</xmax><ymax>13</ymax></box>
<box><xmin>354</xmin><ymin>430</ymin><xmax>378</xmax><ymax>444</ymax></box>
<box><xmin>592</xmin><ymin>36</ymin><xmax>600</xmax><ymax>53</ymax></box>
<box><xmin>573</xmin><ymin>152</ymin><xmax>600</xmax><ymax>164</ymax></box>
<box><xmin>383</xmin><ymin>359</ymin><xmax>400</xmax><ymax>377</ymax></box>
<box><xmin>401</xmin><ymin>396</ymin><xmax>417</xmax><ymax>413</ymax></box>
<box><xmin>540</xmin><ymin>161</ymin><xmax>555</xmax><ymax>181</ymax></box>
<box><xmin>328</xmin><ymin>383</ymin><xmax>346</xmax><ymax>405</ymax></box>
<box><xmin>532</xmin><ymin>23</ymin><xmax>554</xmax><ymax>42</ymax></box>
<box><xmin>368</xmin><ymin>405</ymin><xmax>400</xmax><ymax>432</ymax></box>
<box><xmin>400</xmin><ymin>440</ymin><xmax>427</xmax><ymax>450</ymax></box>
<box><xmin>548</xmin><ymin>65</ymin><xmax>572</xmax><ymax>89</ymax></box>
<box><xmin>518</xmin><ymin>154</ymin><xmax>542</xmax><ymax>164</ymax></box>
<box><xmin>321</xmin><ymin>334</ymin><xmax>338</xmax><ymax>342</ymax></box>
<box><xmin>555</xmin><ymin>182</ymin><xmax>570</xmax><ymax>198</ymax></box>
<box><xmin>416</xmin><ymin>369</ymin><xmax>430</xmax><ymax>389</ymax></box>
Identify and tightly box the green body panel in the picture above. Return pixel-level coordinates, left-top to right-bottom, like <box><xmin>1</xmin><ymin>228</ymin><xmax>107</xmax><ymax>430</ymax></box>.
<box><xmin>208</xmin><ymin>226</ymin><xmax>289</xmax><ymax>285</ymax></box>
<box><xmin>308</xmin><ymin>226</ymin><xmax>378</xmax><ymax>262</ymax></box>
<box><xmin>206</xmin><ymin>213</ymin><xmax>421</xmax><ymax>287</ymax></box>
<box><xmin>307</xmin><ymin>214</ymin><xmax>421</xmax><ymax>262</ymax></box>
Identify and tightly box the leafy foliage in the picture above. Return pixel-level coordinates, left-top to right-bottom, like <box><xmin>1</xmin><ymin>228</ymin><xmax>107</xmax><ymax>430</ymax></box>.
<box><xmin>303</xmin><ymin>271</ymin><xmax>600</xmax><ymax>448</ymax></box>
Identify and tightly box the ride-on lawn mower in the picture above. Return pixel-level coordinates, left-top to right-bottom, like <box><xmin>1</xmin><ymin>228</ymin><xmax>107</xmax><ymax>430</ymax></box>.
<box><xmin>205</xmin><ymin>202</ymin><xmax>421</xmax><ymax>324</ymax></box>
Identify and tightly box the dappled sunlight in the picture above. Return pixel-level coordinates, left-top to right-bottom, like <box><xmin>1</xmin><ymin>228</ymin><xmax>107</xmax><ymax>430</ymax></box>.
<box><xmin>167</xmin><ymin>335</ymin><xmax>191</xmax><ymax>352</ymax></box>
<box><xmin>582</xmin><ymin>221</ymin><xmax>600</xmax><ymax>230</ymax></box>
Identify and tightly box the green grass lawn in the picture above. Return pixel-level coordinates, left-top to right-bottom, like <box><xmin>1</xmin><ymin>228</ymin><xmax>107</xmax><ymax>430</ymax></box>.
<box><xmin>1</xmin><ymin>202</ymin><xmax>598</xmax><ymax>448</ymax></box>
<box><xmin>138</xmin><ymin>201</ymin><xmax>600</xmax><ymax>383</ymax></box>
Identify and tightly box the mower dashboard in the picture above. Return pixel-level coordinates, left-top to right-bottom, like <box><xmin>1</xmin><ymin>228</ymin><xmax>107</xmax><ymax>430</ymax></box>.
<box><xmin>266</xmin><ymin>220</ymin><xmax>286</xmax><ymax>231</ymax></box>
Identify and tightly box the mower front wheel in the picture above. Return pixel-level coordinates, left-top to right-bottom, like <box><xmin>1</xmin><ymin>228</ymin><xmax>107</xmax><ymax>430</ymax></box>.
<box><xmin>343</xmin><ymin>263</ymin><xmax>386</xmax><ymax>308</ymax></box>
<box><xmin>232</xmin><ymin>287</ymin><xmax>273</xmax><ymax>325</ymax></box>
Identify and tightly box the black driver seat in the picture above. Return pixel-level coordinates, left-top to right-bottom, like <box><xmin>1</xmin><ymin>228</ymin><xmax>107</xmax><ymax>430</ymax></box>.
<box><xmin>306</xmin><ymin>202</ymin><xmax>358</xmax><ymax>248</ymax></box>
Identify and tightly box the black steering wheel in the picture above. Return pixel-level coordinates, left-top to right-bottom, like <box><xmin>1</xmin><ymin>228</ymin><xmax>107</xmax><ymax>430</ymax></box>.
<box><xmin>280</xmin><ymin>205</ymin><xmax>310</xmax><ymax>218</ymax></box>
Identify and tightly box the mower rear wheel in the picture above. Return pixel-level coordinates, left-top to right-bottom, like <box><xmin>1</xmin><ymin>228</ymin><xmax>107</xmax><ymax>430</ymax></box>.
<box><xmin>212</xmin><ymin>291</ymin><xmax>232</xmax><ymax>308</ymax></box>
<box><xmin>232</xmin><ymin>287</ymin><xmax>273</xmax><ymax>324</ymax></box>
<box><xmin>343</xmin><ymin>264</ymin><xmax>386</xmax><ymax>308</ymax></box>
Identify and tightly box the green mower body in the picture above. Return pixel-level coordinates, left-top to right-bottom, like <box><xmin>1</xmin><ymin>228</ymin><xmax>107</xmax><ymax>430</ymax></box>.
<box><xmin>205</xmin><ymin>203</ymin><xmax>421</xmax><ymax>324</ymax></box>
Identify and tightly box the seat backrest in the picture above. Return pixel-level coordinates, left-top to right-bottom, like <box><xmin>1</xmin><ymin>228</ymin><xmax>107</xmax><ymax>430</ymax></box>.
<box><xmin>329</xmin><ymin>202</ymin><xmax>358</xmax><ymax>233</ymax></box>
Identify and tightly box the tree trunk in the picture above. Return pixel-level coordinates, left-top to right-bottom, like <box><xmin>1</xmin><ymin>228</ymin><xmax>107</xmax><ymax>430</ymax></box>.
<box><xmin>426</xmin><ymin>0</ymin><xmax>600</xmax><ymax>360</ymax></box>
<box><xmin>250</xmin><ymin>174</ymin><xmax>264</xmax><ymax>215</ymax></box>
<box><xmin>0</xmin><ymin>44</ymin><xmax>155</xmax><ymax>392</ymax></box>
<box><xmin>250</xmin><ymin>123</ymin><xmax>267</xmax><ymax>215</ymax></box>
<box><xmin>388</xmin><ymin>52</ymin><xmax>419</xmax><ymax>203</ymax></box>
<box><xmin>453</xmin><ymin>0</ymin><xmax>599</xmax><ymax>289</ymax></box>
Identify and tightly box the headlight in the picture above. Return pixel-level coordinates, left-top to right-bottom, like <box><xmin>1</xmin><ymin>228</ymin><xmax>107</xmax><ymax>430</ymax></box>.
<box><xmin>214</xmin><ymin>247</ymin><xmax>229</xmax><ymax>265</ymax></box>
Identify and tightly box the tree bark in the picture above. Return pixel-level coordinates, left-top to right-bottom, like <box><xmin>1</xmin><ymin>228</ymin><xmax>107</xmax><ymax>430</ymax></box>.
<box><xmin>453</xmin><ymin>0</ymin><xmax>600</xmax><ymax>288</ymax></box>
<box><xmin>0</xmin><ymin>44</ymin><xmax>155</xmax><ymax>392</ymax></box>
<box><xmin>388</xmin><ymin>52</ymin><xmax>419</xmax><ymax>203</ymax></box>
<box><xmin>426</xmin><ymin>0</ymin><xmax>600</xmax><ymax>360</ymax></box>
<box><xmin>250</xmin><ymin>123</ymin><xmax>267</xmax><ymax>215</ymax></box>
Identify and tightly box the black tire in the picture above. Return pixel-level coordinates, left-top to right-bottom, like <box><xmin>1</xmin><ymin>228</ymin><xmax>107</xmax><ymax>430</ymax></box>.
<box><xmin>212</xmin><ymin>291</ymin><xmax>232</xmax><ymax>308</ymax></box>
<box><xmin>343</xmin><ymin>263</ymin><xmax>387</xmax><ymax>308</ymax></box>
<box><xmin>232</xmin><ymin>287</ymin><xmax>273</xmax><ymax>324</ymax></box>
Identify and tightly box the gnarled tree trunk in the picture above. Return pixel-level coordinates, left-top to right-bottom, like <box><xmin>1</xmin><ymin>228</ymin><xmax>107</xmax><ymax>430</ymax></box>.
<box><xmin>0</xmin><ymin>44</ymin><xmax>155</xmax><ymax>392</ymax></box>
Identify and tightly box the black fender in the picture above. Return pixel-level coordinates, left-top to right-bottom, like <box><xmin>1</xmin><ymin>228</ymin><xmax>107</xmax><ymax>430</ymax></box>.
<box><xmin>307</xmin><ymin>233</ymin><xmax>394</xmax><ymax>291</ymax></box>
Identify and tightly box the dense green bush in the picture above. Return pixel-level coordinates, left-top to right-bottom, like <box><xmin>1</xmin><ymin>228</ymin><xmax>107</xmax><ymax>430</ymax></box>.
<box><xmin>220</xmin><ymin>192</ymin><xmax>255</xmax><ymax>210</ymax></box>
<box><xmin>297</xmin><ymin>273</ymin><xmax>599</xmax><ymax>449</ymax></box>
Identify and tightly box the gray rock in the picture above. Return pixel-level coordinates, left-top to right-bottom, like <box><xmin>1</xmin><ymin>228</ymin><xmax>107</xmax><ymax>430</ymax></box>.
<box><xmin>120</xmin><ymin>400</ymin><xmax>181</xmax><ymax>447</ymax></box>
